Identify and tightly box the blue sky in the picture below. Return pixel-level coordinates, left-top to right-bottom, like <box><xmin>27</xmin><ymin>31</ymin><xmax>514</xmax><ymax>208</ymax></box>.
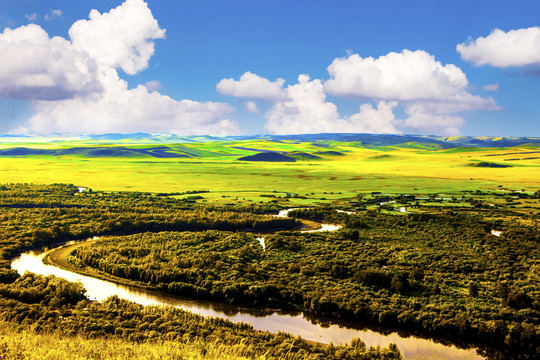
<box><xmin>0</xmin><ymin>0</ymin><xmax>539</xmax><ymax>137</ymax></box>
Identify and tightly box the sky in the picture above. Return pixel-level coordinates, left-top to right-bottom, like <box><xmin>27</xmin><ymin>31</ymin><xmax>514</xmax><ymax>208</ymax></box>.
<box><xmin>0</xmin><ymin>0</ymin><xmax>539</xmax><ymax>137</ymax></box>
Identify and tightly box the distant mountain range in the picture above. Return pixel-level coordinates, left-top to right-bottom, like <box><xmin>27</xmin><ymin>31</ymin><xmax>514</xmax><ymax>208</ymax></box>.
<box><xmin>1</xmin><ymin>132</ymin><xmax>539</xmax><ymax>148</ymax></box>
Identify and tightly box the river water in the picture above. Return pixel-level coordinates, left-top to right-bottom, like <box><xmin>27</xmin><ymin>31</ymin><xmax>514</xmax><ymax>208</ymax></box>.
<box><xmin>11</xmin><ymin>245</ymin><xmax>484</xmax><ymax>360</ymax></box>
<box><xmin>11</xmin><ymin>215</ymin><xmax>484</xmax><ymax>360</ymax></box>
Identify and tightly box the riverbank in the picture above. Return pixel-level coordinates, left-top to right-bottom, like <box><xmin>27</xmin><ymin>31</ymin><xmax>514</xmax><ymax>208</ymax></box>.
<box><xmin>42</xmin><ymin>224</ymin><xmax>522</xmax><ymax>360</ymax></box>
<box><xmin>44</xmin><ymin>240</ymin><xmax>160</xmax><ymax>292</ymax></box>
<box><xmin>27</xmin><ymin>211</ymin><xmax>520</xmax><ymax>358</ymax></box>
<box><xmin>19</xmin><ymin>238</ymin><xmax>485</xmax><ymax>360</ymax></box>
<box><xmin>42</xmin><ymin>217</ymin><xmax>325</xmax><ymax>295</ymax></box>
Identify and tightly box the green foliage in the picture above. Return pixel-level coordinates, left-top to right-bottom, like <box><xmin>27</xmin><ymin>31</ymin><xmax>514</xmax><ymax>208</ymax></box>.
<box><xmin>0</xmin><ymin>184</ymin><xmax>403</xmax><ymax>360</ymax></box>
<box><xmin>0</xmin><ymin>273</ymin><xmax>86</xmax><ymax>307</ymax></box>
<box><xmin>0</xmin><ymin>293</ymin><xmax>401</xmax><ymax>360</ymax></box>
<box><xmin>0</xmin><ymin>183</ymin><xmax>299</xmax><ymax>262</ymax></box>
<box><xmin>73</xmin><ymin>206</ymin><xmax>539</xmax><ymax>358</ymax></box>
<box><xmin>0</xmin><ymin>183</ymin><xmax>538</xmax><ymax>359</ymax></box>
<box><xmin>0</xmin><ymin>325</ymin><xmax>269</xmax><ymax>360</ymax></box>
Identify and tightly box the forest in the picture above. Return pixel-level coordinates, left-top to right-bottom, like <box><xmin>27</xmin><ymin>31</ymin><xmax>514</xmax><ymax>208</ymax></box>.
<box><xmin>0</xmin><ymin>183</ymin><xmax>401</xmax><ymax>359</ymax></box>
<box><xmin>0</xmin><ymin>183</ymin><xmax>538</xmax><ymax>359</ymax></box>
<box><xmin>70</xmin><ymin>208</ymin><xmax>538</xmax><ymax>359</ymax></box>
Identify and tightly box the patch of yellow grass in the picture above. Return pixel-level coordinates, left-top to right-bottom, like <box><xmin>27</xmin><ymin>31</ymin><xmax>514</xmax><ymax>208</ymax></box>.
<box><xmin>0</xmin><ymin>323</ymin><xmax>262</xmax><ymax>360</ymax></box>
<box><xmin>0</xmin><ymin>144</ymin><xmax>537</xmax><ymax>203</ymax></box>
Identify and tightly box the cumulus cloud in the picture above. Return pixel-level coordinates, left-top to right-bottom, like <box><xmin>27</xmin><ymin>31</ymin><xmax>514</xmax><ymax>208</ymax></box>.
<box><xmin>392</xmin><ymin>93</ymin><xmax>497</xmax><ymax>135</ymax></box>
<box><xmin>322</xmin><ymin>49</ymin><xmax>498</xmax><ymax>134</ymax></box>
<box><xmin>216</xmin><ymin>71</ymin><xmax>286</xmax><ymax>100</ymax></box>
<box><xmin>222</xmin><ymin>46</ymin><xmax>500</xmax><ymax>136</ymax></box>
<box><xmin>265</xmin><ymin>75</ymin><xmax>339</xmax><ymax>134</ymax></box>
<box><xmin>219</xmin><ymin>48</ymin><xmax>498</xmax><ymax>135</ymax></box>
<box><xmin>0</xmin><ymin>24</ymin><xmax>103</xmax><ymax>100</ymax></box>
<box><xmin>0</xmin><ymin>0</ymin><xmax>238</xmax><ymax>135</ymax></box>
<box><xmin>69</xmin><ymin>0</ymin><xmax>166</xmax><ymax>75</ymax></box>
<box><xmin>29</xmin><ymin>72</ymin><xmax>238</xmax><ymax>135</ymax></box>
<box><xmin>325</xmin><ymin>50</ymin><xmax>468</xmax><ymax>101</ymax></box>
<box><xmin>345</xmin><ymin>102</ymin><xmax>399</xmax><ymax>134</ymax></box>
<box><xmin>457</xmin><ymin>27</ymin><xmax>540</xmax><ymax>68</ymax></box>
<box><xmin>398</xmin><ymin>104</ymin><xmax>465</xmax><ymax>136</ymax></box>
<box><xmin>412</xmin><ymin>93</ymin><xmax>498</xmax><ymax>115</ymax></box>
<box><xmin>264</xmin><ymin>74</ymin><xmax>399</xmax><ymax>134</ymax></box>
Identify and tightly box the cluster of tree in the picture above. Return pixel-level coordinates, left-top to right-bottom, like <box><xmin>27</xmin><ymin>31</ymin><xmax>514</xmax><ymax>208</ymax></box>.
<box><xmin>0</xmin><ymin>273</ymin><xmax>85</xmax><ymax>307</ymax></box>
<box><xmin>0</xmin><ymin>184</ymin><xmax>402</xmax><ymax>359</ymax></box>
<box><xmin>0</xmin><ymin>183</ymin><xmax>299</xmax><ymax>265</ymax></box>
<box><xmin>0</xmin><ymin>183</ymin><xmax>537</xmax><ymax>359</ymax></box>
<box><xmin>74</xmin><ymin>207</ymin><xmax>538</xmax><ymax>359</ymax></box>
<box><xmin>0</xmin><ymin>272</ymin><xmax>402</xmax><ymax>360</ymax></box>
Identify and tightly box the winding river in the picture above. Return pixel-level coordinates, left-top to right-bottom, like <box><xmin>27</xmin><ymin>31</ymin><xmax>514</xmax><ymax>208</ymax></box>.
<box><xmin>11</xmin><ymin>209</ymin><xmax>484</xmax><ymax>360</ymax></box>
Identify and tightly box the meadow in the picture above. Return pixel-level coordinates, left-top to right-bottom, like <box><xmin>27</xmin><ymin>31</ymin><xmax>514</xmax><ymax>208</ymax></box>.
<box><xmin>0</xmin><ymin>138</ymin><xmax>538</xmax><ymax>206</ymax></box>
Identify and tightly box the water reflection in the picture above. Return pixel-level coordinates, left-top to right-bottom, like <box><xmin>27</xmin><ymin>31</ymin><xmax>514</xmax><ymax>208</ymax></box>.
<box><xmin>12</xmin><ymin>244</ymin><xmax>484</xmax><ymax>360</ymax></box>
<box><xmin>301</xmin><ymin>223</ymin><xmax>342</xmax><ymax>233</ymax></box>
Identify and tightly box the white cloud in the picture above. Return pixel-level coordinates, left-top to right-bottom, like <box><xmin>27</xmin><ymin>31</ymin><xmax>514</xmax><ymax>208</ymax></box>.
<box><xmin>219</xmin><ymin>68</ymin><xmax>492</xmax><ymax>136</ymax></box>
<box><xmin>45</xmin><ymin>9</ymin><xmax>63</xmax><ymax>21</ymax></box>
<box><xmin>398</xmin><ymin>104</ymin><xmax>465</xmax><ymax>136</ymax></box>
<box><xmin>386</xmin><ymin>92</ymin><xmax>497</xmax><ymax>136</ymax></box>
<box><xmin>411</xmin><ymin>93</ymin><xmax>499</xmax><ymax>115</ymax></box>
<box><xmin>244</xmin><ymin>101</ymin><xmax>259</xmax><ymax>114</ymax></box>
<box><xmin>216</xmin><ymin>71</ymin><xmax>286</xmax><ymax>100</ymax></box>
<box><xmin>69</xmin><ymin>0</ymin><xmax>166</xmax><ymax>75</ymax></box>
<box><xmin>264</xmin><ymin>74</ymin><xmax>399</xmax><ymax>135</ymax></box>
<box><xmin>325</xmin><ymin>50</ymin><xmax>468</xmax><ymax>101</ymax></box>
<box><xmin>145</xmin><ymin>80</ymin><xmax>162</xmax><ymax>91</ymax></box>
<box><xmin>217</xmin><ymin>48</ymin><xmax>499</xmax><ymax>135</ymax></box>
<box><xmin>395</xmin><ymin>92</ymin><xmax>497</xmax><ymax>135</ymax></box>
<box><xmin>25</xmin><ymin>13</ymin><xmax>38</xmax><ymax>22</ymax></box>
<box><xmin>0</xmin><ymin>24</ymin><xmax>103</xmax><ymax>100</ymax></box>
<box><xmin>322</xmin><ymin>49</ymin><xmax>499</xmax><ymax>135</ymax></box>
<box><xmin>344</xmin><ymin>101</ymin><xmax>399</xmax><ymax>134</ymax></box>
<box><xmin>457</xmin><ymin>27</ymin><xmax>540</xmax><ymax>68</ymax></box>
<box><xmin>29</xmin><ymin>74</ymin><xmax>238</xmax><ymax>135</ymax></box>
<box><xmin>265</xmin><ymin>75</ymin><xmax>338</xmax><ymax>134</ymax></box>
<box><xmin>484</xmin><ymin>83</ymin><xmax>500</xmax><ymax>91</ymax></box>
<box><xmin>0</xmin><ymin>0</ymin><xmax>238</xmax><ymax>136</ymax></box>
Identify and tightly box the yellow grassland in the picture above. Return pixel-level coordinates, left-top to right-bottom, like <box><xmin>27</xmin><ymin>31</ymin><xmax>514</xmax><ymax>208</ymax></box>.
<box><xmin>0</xmin><ymin>143</ymin><xmax>537</xmax><ymax>204</ymax></box>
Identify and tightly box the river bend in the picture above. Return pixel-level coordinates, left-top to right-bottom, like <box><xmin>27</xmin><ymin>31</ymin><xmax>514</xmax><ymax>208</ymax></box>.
<box><xmin>11</xmin><ymin>209</ymin><xmax>484</xmax><ymax>360</ymax></box>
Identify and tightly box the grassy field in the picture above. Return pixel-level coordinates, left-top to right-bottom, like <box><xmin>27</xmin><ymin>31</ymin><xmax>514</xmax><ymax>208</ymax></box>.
<box><xmin>0</xmin><ymin>322</ymin><xmax>263</xmax><ymax>360</ymax></box>
<box><xmin>0</xmin><ymin>139</ymin><xmax>538</xmax><ymax>206</ymax></box>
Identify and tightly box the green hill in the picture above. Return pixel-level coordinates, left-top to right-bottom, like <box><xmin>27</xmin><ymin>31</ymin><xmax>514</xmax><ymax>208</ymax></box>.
<box><xmin>237</xmin><ymin>152</ymin><xmax>296</xmax><ymax>162</ymax></box>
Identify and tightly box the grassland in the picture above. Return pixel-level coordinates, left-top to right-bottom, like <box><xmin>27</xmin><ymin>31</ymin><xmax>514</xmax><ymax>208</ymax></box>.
<box><xmin>0</xmin><ymin>139</ymin><xmax>538</xmax><ymax>207</ymax></box>
<box><xmin>0</xmin><ymin>322</ymin><xmax>262</xmax><ymax>360</ymax></box>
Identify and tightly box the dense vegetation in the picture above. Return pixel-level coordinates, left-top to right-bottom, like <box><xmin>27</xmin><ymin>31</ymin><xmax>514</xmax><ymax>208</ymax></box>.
<box><xmin>0</xmin><ymin>183</ymin><xmax>298</xmax><ymax>265</ymax></box>
<box><xmin>0</xmin><ymin>184</ymin><xmax>403</xmax><ymax>360</ymax></box>
<box><xmin>0</xmin><ymin>183</ymin><xmax>538</xmax><ymax>359</ymax></box>
<box><xmin>71</xmin><ymin>207</ymin><xmax>539</xmax><ymax>359</ymax></box>
<box><xmin>0</xmin><ymin>273</ymin><xmax>402</xmax><ymax>359</ymax></box>
<box><xmin>0</xmin><ymin>323</ymin><xmax>266</xmax><ymax>360</ymax></box>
